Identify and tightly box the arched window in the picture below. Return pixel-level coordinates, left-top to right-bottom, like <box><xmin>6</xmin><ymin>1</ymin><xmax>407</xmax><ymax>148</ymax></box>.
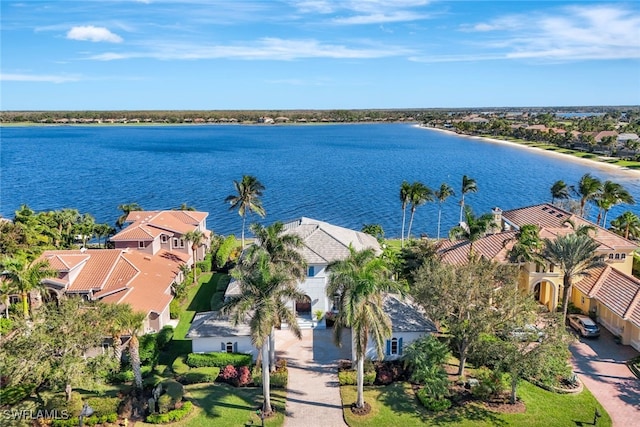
<box><xmin>226</xmin><ymin>342</ymin><xmax>234</xmax><ymax>353</ymax></box>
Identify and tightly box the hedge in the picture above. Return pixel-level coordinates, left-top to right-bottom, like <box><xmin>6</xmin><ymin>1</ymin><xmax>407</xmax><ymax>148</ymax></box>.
<box><xmin>186</xmin><ymin>352</ymin><xmax>251</xmax><ymax>368</ymax></box>
<box><xmin>146</xmin><ymin>401</ymin><xmax>193</xmax><ymax>424</ymax></box>
<box><xmin>86</xmin><ymin>397</ymin><xmax>120</xmax><ymax>416</ymax></box>
<box><xmin>252</xmin><ymin>367</ymin><xmax>288</xmax><ymax>389</ymax></box>
<box><xmin>156</xmin><ymin>326</ymin><xmax>174</xmax><ymax>350</ymax></box>
<box><xmin>416</xmin><ymin>389</ymin><xmax>451</xmax><ymax>412</ymax></box>
<box><xmin>51</xmin><ymin>414</ymin><xmax>117</xmax><ymax>427</ymax></box>
<box><xmin>179</xmin><ymin>367</ymin><xmax>221</xmax><ymax>384</ymax></box>
<box><xmin>338</xmin><ymin>370</ymin><xmax>376</xmax><ymax>386</ymax></box>
<box><xmin>171</xmin><ymin>356</ymin><xmax>190</xmax><ymax>376</ymax></box>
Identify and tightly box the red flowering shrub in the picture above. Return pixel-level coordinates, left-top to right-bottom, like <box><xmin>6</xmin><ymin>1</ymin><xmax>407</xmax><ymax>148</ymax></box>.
<box><xmin>221</xmin><ymin>364</ymin><xmax>238</xmax><ymax>383</ymax></box>
<box><xmin>236</xmin><ymin>366</ymin><xmax>251</xmax><ymax>387</ymax></box>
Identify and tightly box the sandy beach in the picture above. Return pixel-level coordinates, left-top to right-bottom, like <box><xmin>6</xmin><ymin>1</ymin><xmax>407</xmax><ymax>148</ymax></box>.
<box><xmin>419</xmin><ymin>126</ymin><xmax>640</xmax><ymax>178</ymax></box>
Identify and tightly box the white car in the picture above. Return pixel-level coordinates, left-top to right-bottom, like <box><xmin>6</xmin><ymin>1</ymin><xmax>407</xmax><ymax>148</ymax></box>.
<box><xmin>504</xmin><ymin>324</ymin><xmax>545</xmax><ymax>342</ymax></box>
<box><xmin>568</xmin><ymin>314</ymin><xmax>600</xmax><ymax>338</ymax></box>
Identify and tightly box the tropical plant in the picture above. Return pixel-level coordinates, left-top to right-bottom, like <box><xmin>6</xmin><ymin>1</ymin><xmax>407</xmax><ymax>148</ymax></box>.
<box><xmin>403</xmin><ymin>335</ymin><xmax>449</xmax><ymax>399</ymax></box>
<box><xmin>99</xmin><ymin>302</ymin><xmax>136</xmax><ymax>366</ymax></box>
<box><xmin>449</xmin><ymin>207</ymin><xmax>495</xmax><ymax>259</ymax></box>
<box><xmin>576</xmin><ymin>173</ymin><xmax>602</xmax><ymax>218</ymax></box>
<box><xmin>459</xmin><ymin>175</ymin><xmax>478</xmax><ymax>224</ymax></box>
<box><xmin>222</xmin><ymin>250</ymin><xmax>304</xmax><ymax>414</ymax></box>
<box><xmin>550</xmin><ymin>180</ymin><xmax>571</xmax><ymax>205</ymax></box>
<box><xmin>506</xmin><ymin>224</ymin><xmax>543</xmax><ymax>265</ymax></box>
<box><xmin>609</xmin><ymin>211</ymin><xmax>640</xmax><ymax>241</ymax></box>
<box><xmin>399</xmin><ymin>181</ymin><xmax>412</xmax><ymax>248</ymax></box>
<box><xmin>406</xmin><ymin>182</ymin><xmax>433</xmax><ymax>240</ymax></box>
<box><xmin>595</xmin><ymin>180</ymin><xmax>635</xmax><ymax>226</ymax></box>
<box><xmin>175</xmin><ymin>203</ymin><xmax>196</xmax><ymax>211</ymax></box>
<box><xmin>0</xmin><ymin>257</ymin><xmax>56</xmax><ymax>318</ymax></box>
<box><xmin>225</xmin><ymin>175</ymin><xmax>266</xmax><ymax>248</ymax></box>
<box><xmin>434</xmin><ymin>183</ymin><xmax>454</xmax><ymax>240</ymax></box>
<box><xmin>119</xmin><ymin>308</ymin><xmax>147</xmax><ymax>389</ymax></box>
<box><xmin>542</xmin><ymin>233</ymin><xmax>604</xmax><ymax>323</ymax></box>
<box><xmin>116</xmin><ymin>203</ymin><xmax>142</xmax><ymax>229</ymax></box>
<box><xmin>183</xmin><ymin>230</ymin><xmax>206</xmax><ymax>284</ymax></box>
<box><xmin>94</xmin><ymin>223</ymin><xmax>115</xmax><ymax>248</ymax></box>
<box><xmin>326</xmin><ymin>247</ymin><xmax>402</xmax><ymax>409</ymax></box>
<box><xmin>361</xmin><ymin>224</ymin><xmax>384</xmax><ymax>242</ymax></box>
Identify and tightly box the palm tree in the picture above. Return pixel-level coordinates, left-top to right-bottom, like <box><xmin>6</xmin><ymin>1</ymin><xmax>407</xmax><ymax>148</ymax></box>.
<box><xmin>116</xmin><ymin>203</ymin><xmax>142</xmax><ymax>229</ymax></box>
<box><xmin>449</xmin><ymin>207</ymin><xmax>495</xmax><ymax>259</ymax></box>
<box><xmin>222</xmin><ymin>250</ymin><xmax>305</xmax><ymax>414</ymax></box>
<box><xmin>507</xmin><ymin>224</ymin><xmax>543</xmax><ymax>265</ymax></box>
<box><xmin>52</xmin><ymin>208</ymin><xmax>80</xmax><ymax>248</ymax></box>
<box><xmin>576</xmin><ymin>173</ymin><xmax>602</xmax><ymax>218</ymax></box>
<box><xmin>225</xmin><ymin>175</ymin><xmax>266</xmax><ymax>248</ymax></box>
<box><xmin>0</xmin><ymin>257</ymin><xmax>56</xmax><ymax>318</ymax></box>
<box><xmin>120</xmin><ymin>308</ymin><xmax>147</xmax><ymax>389</ymax></box>
<box><xmin>542</xmin><ymin>233</ymin><xmax>603</xmax><ymax>323</ymax></box>
<box><xmin>595</xmin><ymin>180</ymin><xmax>635</xmax><ymax>226</ymax></box>
<box><xmin>459</xmin><ymin>175</ymin><xmax>478</xmax><ymax>224</ymax></box>
<box><xmin>550</xmin><ymin>180</ymin><xmax>571</xmax><ymax>205</ymax></box>
<box><xmin>94</xmin><ymin>223</ymin><xmax>115</xmax><ymax>248</ymax></box>
<box><xmin>100</xmin><ymin>302</ymin><xmax>135</xmax><ymax>366</ymax></box>
<box><xmin>434</xmin><ymin>183</ymin><xmax>455</xmax><ymax>240</ymax></box>
<box><xmin>406</xmin><ymin>182</ymin><xmax>433</xmax><ymax>240</ymax></box>
<box><xmin>327</xmin><ymin>247</ymin><xmax>401</xmax><ymax>410</ymax></box>
<box><xmin>248</xmin><ymin>221</ymin><xmax>307</xmax><ymax>371</ymax></box>
<box><xmin>399</xmin><ymin>181</ymin><xmax>412</xmax><ymax>248</ymax></box>
<box><xmin>609</xmin><ymin>211</ymin><xmax>640</xmax><ymax>240</ymax></box>
<box><xmin>184</xmin><ymin>230</ymin><xmax>206</xmax><ymax>284</ymax></box>
<box><xmin>175</xmin><ymin>203</ymin><xmax>196</xmax><ymax>211</ymax></box>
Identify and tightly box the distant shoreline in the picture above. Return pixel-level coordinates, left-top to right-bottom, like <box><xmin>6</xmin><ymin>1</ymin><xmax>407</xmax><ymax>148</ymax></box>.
<box><xmin>419</xmin><ymin>125</ymin><xmax>640</xmax><ymax>178</ymax></box>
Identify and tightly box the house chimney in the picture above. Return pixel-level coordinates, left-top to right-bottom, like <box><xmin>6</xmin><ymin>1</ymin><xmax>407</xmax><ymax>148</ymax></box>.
<box><xmin>492</xmin><ymin>207</ymin><xmax>503</xmax><ymax>232</ymax></box>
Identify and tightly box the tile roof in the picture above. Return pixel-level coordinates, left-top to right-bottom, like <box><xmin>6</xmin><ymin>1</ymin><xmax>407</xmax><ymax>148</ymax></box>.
<box><xmin>573</xmin><ymin>265</ymin><xmax>640</xmax><ymax>328</ymax></box>
<box><xmin>437</xmin><ymin>231</ymin><xmax>517</xmax><ymax>265</ymax></box>
<box><xmin>283</xmin><ymin>217</ymin><xmax>381</xmax><ymax>264</ymax></box>
<box><xmin>112</xmin><ymin>210</ymin><xmax>208</xmax><ymax>241</ymax></box>
<box><xmin>41</xmin><ymin>250</ymin><xmax>128</xmax><ymax>292</ymax></box>
<box><xmin>502</xmin><ymin>203</ymin><xmax>636</xmax><ymax>251</ymax></box>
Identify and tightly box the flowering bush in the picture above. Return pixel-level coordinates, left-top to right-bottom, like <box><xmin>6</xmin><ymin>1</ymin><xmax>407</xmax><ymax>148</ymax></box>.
<box><xmin>221</xmin><ymin>364</ymin><xmax>238</xmax><ymax>382</ymax></box>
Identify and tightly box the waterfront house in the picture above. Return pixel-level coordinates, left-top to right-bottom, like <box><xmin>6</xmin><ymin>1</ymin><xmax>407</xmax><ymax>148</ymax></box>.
<box><xmin>439</xmin><ymin>203</ymin><xmax>640</xmax><ymax>350</ymax></box>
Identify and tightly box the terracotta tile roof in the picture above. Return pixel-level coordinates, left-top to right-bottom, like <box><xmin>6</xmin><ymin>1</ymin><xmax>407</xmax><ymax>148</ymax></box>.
<box><xmin>113</xmin><ymin>210</ymin><xmax>208</xmax><ymax>241</ymax></box>
<box><xmin>92</xmin><ymin>256</ymin><xmax>139</xmax><ymax>298</ymax></box>
<box><xmin>43</xmin><ymin>252</ymin><xmax>89</xmax><ymax>271</ymax></box>
<box><xmin>502</xmin><ymin>203</ymin><xmax>636</xmax><ymax>250</ymax></box>
<box><xmin>594</xmin><ymin>131</ymin><xmax>618</xmax><ymax>142</ymax></box>
<box><xmin>41</xmin><ymin>250</ymin><xmax>126</xmax><ymax>292</ymax></box>
<box><xmin>110</xmin><ymin>224</ymin><xmax>162</xmax><ymax>241</ymax></box>
<box><xmin>574</xmin><ymin>265</ymin><xmax>640</xmax><ymax>328</ymax></box>
<box><xmin>438</xmin><ymin>231</ymin><xmax>517</xmax><ymax>265</ymax></box>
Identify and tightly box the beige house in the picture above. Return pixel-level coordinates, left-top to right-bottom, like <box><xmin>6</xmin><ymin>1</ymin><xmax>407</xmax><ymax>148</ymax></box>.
<box><xmin>438</xmin><ymin>203</ymin><xmax>640</xmax><ymax>350</ymax></box>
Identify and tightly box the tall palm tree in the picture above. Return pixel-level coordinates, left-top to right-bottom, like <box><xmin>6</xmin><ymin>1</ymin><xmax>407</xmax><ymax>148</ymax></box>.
<box><xmin>184</xmin><ymin>230</ymin><xmax>206</xmax><ymax>284</ymax></box>
<box><xmin>222</xmin><ymin>250</ymin><xmax>305</xmax><ymax>414</ymax></box>
<box><xmin>100</xmin><ymin>302</ymin><xmax>135</xmax><ymax>366</ymax></box>
<box><xmin>399</xmin><ymin>181</ymin><xmax>412</xmax><ymax>248</ymax></box>
<box><xmin>507</xmin><ymin>224</ymin><xmax>543</xmax><ymax>265</ymax></box>
<box><xmin>576</xmin><ymin>173</ymin><xmax>602</xmax><ymax>218</ymax></box>
<box><xmin>225</xmin><ymin>175</ymin><xmax>266</xmax><ymax>248</ymax></box>
<box><xmin>595</xmin><ymin>180</ymin><xmax>635</xmax><ymax>226</ymax></box>
<box><xmin>542</xmin><ymin>233</ymin><xmax>603</xmax><ymax>323</ymax></box>
<box><xmin>406</xmin><ymin>182</ymin><xmax>433</xmax><ymax>240</ymax></box>
<box><xmin>449</xmin><ymin>207</ymin><xmax>495</xmax><ymax>259</ymax></box>
<box><xmin>248</xmin><ymin>221</ymin><xmax>307</xmax><ymax>371</ymax></box>
<box><xmin>52</xmin><ymin>208</ymin><xmax>80</xmax><ymax>248</ymax></box>
<box><xmin>0</xmin><ymin>257</ymin><xmax>56</xmax><ymax>318</ymax></box>
<box><xmin>120</xmin><ymin>308</ymin><xmax>147</xmax><ymax>389</ymax></box>
<box><xmin>116</xmin><ymin>203</ymin><xmax>142</xmax><ymax>229</ymax></box>
<box><xmin>327</xmin><ymin>247</ymin><xmax>400</xmax><ymax>410</ymax></box>
<box><xmin>435</xmin><ymin>183</ymin><xmax>455</xmax><ymax>240</ymax></box>
<box><xmin>175</xmin><ymin>203</ymin><xmax>196</xmax><ymax>211</ymax></box>
<box><xmin>459</xmin><ymin>175</ymin><xmax>478</xmax><ymax>224</ymax></box>
<box><xmin>550</xmin><ymin>180</ymin><xmax>571</xmax><ymax>205</ymax></box>
<box><xmin>609</xmin><ymin>211</ymin><xmax>640</xmax><ymax>241</ymax></box>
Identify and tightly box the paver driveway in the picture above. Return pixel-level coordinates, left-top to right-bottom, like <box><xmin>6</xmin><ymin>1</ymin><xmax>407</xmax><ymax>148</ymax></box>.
<box><xmin>276</xmin><ymin>328</ymin><xmax>352</xmax><ymax>427</ymax></box>
<box><xmin>570</xmin><ymin>327</ymin><xmax>639</xmax><ymax>427</ymax></box>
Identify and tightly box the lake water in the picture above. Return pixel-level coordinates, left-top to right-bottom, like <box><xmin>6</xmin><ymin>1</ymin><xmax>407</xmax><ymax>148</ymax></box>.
<box><xmin>1</xmin><ymin>124</ymin><xmax>638</xmax><ymax>238</ymax></box>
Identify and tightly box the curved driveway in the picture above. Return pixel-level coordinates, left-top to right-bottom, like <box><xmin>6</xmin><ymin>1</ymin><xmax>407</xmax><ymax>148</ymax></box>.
<box><xmin>276</xmin><ymin>328</ymin><xmax>351</xmax><ymax>427</ymax></box>
<box><xmin>570</xmin><ymin>328</ymin><xmax>639</xmax><ymax>426</ymax></box>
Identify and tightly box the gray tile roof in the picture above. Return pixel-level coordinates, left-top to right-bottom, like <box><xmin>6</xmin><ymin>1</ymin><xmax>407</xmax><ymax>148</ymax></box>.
<box><xmin>384</xmin><ymin>294</ymin><xmax>438</xmax><ymax>333</ymax></box>
<box><xmin>186</xmin><ymin>311</ymin><xmax>252</xmax><ymax>338</ymax></box>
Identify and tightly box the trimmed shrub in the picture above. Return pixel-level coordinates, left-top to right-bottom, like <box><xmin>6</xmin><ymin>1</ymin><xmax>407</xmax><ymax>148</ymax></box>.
<box><xmin>139</xmin><ymin>333</ymin><xmax>159</xmax><ymax>366</ymax></box>
<box><xmin>196</xmin><ymin>260</ymin><xmax>210</xmax><ymax>273</ymax></box>
<box><xmin>237</xmin><ymin>366</ymin><xmax>251</xmax><ymax>387</ymax></box>
<box><xmin>0</xmin><ymin>384</ymin><xmax>34</xmax><ymax>406</ymax></box>
<box><xmin>112</xmin><ymin>369</ymin><xmax>134</xmax><ymax>383</ymax></box>
<box><xmin>338</xmin><ymin>370</ymin><xmax>376</xmax><ymax>386</ymax></box>
<box><xmin>180</xmin><ymin>367</ymin><xmax>221</xmax><ymax>384</ymax></box>
<box><xmin>157</xmin><ymin>394</ymin><xmax>173</xmax><ymax>414</ymax></box>
<box><xmin>146</xmin><ymin>401</ymin><xmax>193</xmax><ymax>424</ymax></box>
<box><xmin>156</xmin><ymin>326</ymin><xmax>174</xmax><ymax>350</ymax></box>
<box><xmin>163</xmin><ymin>379</ymin><xmax>184</xmax><ymax>402</ymax></box>
<box><xmin>252</xmin><ymin>367</ymin><xmax>288</xmax><ymax>388</ymax></box>
<box><xmin>86</xmin><ymin>397</ymin><xmax>120</xmax><ymax>416</ymax></box>
<box><xmin>186</xmin><ymin>352</ymin><xmax>252</xmax><ymax>368</ymax></box>
<box><xmin>169</xmin><ymin>299</ymin><xmax>180</xmax><ymax>319</ymax></box>
<box><xmin>0</xmin><ymin>317</ymin><xmax>13</xmax><ymax>335</ymax></box>
<box><xmin>144</xmin><ymin>374</ymin><xmax>165</xmax><ymax>388</ymax></box>
<box><xmin>221</xmin><ymin>365</ymin><xmax>238</xmax><ymax>382</ymax></box>
<box><xmin>51</xmin><ymin>414</ymin><xmax>117</xmax><ymax>427</ymax></box>
<box><xmin>154</xmin><ymin>364</ymin><xmax>169</xmax><ymax>376</ymax></box>
<box><xmin>215</xmin><ymin>235</ymin><xmax>238</xmax><ymax>270</ymax></box>
<box><xmin>472</xmin><ymin>368</ymin><xmax>506</xmax><ymax>400</ymax></box>
<box><xmin>171</xmin><ymin>356</ymin><xmax>190</xmax><ymax>376</ymax></box>
<box><xmin>416</xmin><ymin>388</ymin><xmax>451</xmax><ymax>412</ymax></box>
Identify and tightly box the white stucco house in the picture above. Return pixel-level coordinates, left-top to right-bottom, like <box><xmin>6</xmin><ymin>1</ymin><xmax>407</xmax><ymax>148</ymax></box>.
<box><xmin>186</xmin><ymin>218</ymin><xmax>438</xmax><ymax>361</ymax></box>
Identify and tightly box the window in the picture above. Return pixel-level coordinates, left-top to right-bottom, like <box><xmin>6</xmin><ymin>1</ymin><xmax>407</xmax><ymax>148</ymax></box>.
<box><xmin>549</xmin><ymin>263</ymin><xmax>554</xmax><ymax>273</ymax></box>
<box><xmin>179</xmin><ymin>239</ymin><xmax>185</xmax><ymax>248</ymax></box>
<box><xmin>390</xmin><ymin>338</ymin><xmax>399</xmax><ymax>355</ymax></box>
<box><xmin>621</xmin><ymin>254</ymin><xmax>626</xmax><ymax>260</ymax></box>
<box><xmin>386</xmin><ymin>337</ymin><xmax>403</xmax><ymax>356</ymax></box>
<box><xmin>615</xmin><ymin>253</ymin><xmax>620</xmax><ymax>260</ymax></box>
<box><xmin>332</xmin><ymin>293</ymin><xmax>340</xmax><ymax>311</ymax></box>
<box><xmin>226</xmin><ymin>342</ymin><xmax>234</xmax><ymax>353</ymax></box>
<box><xmin>161</xmin><ymin>235</ymin><xmax>168</xmax><ymax>243</ymax></box>
<box><xmin>308</xmin><ymin>266</ymin><xmax>315</xmax><ymax>277</ymax></box>
<box><xmin>173</xmin><ymin>238</ymin><xmax>179</xmax><ymax>247</ymax></box>
<box><xmin>609</xmin><ymin>254</ymin><xmax>614</xmax><ymax>260</ymax></box>
<box><xmin>138</xmin><ymin>241</ymin><xmax>145</xmax><ymax>249</ymax></box>
<box><xmin>222</xmin><ymin>341</ymin><xmax>237</xmax><ymax>353</ymax></box>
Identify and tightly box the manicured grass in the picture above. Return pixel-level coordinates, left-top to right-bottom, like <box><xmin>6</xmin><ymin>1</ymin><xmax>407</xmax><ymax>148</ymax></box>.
<box><xmin>341</xmin><ymin>381</ymin><xmax>611</xmax><ymax>427</ymax></box>
<box><xmin>136</xmin><ymin>383</ymin><xmax>286</xmax><ymax>427</ymax></box>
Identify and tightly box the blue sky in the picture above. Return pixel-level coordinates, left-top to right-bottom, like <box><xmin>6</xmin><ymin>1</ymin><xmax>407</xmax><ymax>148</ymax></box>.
<box><xmin>1</xmin><ymin>1</ymin><xmax>639</xmax><ymax>110</ymax></box>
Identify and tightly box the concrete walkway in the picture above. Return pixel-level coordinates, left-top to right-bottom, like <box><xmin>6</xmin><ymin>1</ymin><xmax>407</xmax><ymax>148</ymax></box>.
<box><xmin>275</xmin><ymin>328</ymin><xmax>351</xmax><ymax>427</ymax></box>
<box><xmin>570</xmin><ymin>328</ymin><xmax>640</xmax><ymax>427</ymax></box>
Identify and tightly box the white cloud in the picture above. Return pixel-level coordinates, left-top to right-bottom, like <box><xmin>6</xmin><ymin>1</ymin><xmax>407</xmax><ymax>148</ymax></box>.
<box><xmin>292</xmin><ymin>0</ymin><xmax>431</xmax><ymax>24</ymax></box>
<box><xmin>0</xmin><ymin>73</ymin><xmax>80</xmax><ymax>83</ymax></box>
<box><xmin>67</xmin><ymin>26</ymin><xmax>123</xmax><ymax>43</ymax></box>
<box><xmin>88</xmin><ymin>37</ymin><xmax>412</xmax><ymax>61</ymax></box>
<box><xmin>333</xmin><ymin>11</ymin><xmax>427</xmax><ymax>25</ymax></box>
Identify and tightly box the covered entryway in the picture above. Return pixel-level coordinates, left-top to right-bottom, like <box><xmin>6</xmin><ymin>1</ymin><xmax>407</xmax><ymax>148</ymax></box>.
<box><xmin>533</xmin><ymin>280</ymin><xmax>558</xmax><ymax>311</ymax></box>
<box><xmin>295</xmin><ymin>295</ymin><xmax>312</xmax><ymax>315</ymax></box>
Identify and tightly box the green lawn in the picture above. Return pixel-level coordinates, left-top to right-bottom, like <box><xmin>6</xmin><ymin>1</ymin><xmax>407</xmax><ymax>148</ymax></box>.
<box><xmin>136</xmin><ymin>383</ymin><xmax>286</xmax><ymax>427</ymax></box>
<box><xmin>341</xmin><ymin>381</ymin><xmax>611</xmax><ymax>427</ymax></box>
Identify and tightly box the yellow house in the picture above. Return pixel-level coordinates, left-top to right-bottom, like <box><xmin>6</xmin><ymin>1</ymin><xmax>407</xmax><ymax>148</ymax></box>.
<box><xmin>439</xmin><ymin>203</ymin><xmax>640</xmax><ymax>351</ymax></box>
